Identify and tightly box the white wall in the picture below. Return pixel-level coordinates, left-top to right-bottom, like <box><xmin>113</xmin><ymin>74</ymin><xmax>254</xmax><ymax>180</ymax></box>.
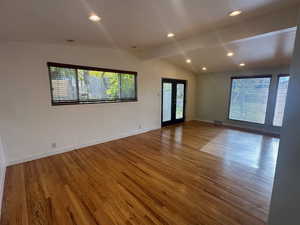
<box><xmin>268</xmin><ymin>14</ymin><xmax>300</xmax><ymax>225</ymax></box>
<box><xmin>196</xmin><ymin>67</ymin><xmax>290</xmax><ymax>134</ymax></box>
<box><xmin>0</xmin><ymin>137</ymin><xmax>6</xmax><ymax>213</ymax></box>
<box><xmin>0</xmin><ymin>41</ymin><xmax>196</xmax><ymax>165</ymax></box>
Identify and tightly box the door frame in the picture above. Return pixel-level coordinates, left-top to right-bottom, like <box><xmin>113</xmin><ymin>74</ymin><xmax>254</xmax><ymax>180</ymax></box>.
<box><xmin>161</xmin><ymin>78</ymin><xmax>187</xmax><ymax>127</ymax></box>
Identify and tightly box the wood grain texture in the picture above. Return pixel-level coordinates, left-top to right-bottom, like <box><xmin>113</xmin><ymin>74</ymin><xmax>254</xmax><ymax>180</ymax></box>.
<box><xmin>0</xmin><ymin>121</ymin><xmax>279</xmax><ymax>225</ymax></box>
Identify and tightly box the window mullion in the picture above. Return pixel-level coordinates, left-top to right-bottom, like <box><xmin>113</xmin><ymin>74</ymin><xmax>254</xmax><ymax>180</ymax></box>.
<box><xmin>265</xmin><ymin>75</ymin><xmax>277</xmax><ymax>126</ymax></box>
<box><xmin>119</xmin><ymin>73</ymin><xmax>122</xmax><ymax>100</ymax></box>
<box><xmin>75</xmin><ymin>69</ymin><xmax>80</xmax><ymax>103</ymax></box>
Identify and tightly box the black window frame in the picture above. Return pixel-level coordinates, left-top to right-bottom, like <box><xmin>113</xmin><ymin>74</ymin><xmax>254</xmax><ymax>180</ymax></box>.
<box><xmin>227</xmin><ymin>75</ymin><xmax>273</xmax><ymax>125</ymax></box>
<box><xmin>47</xmin><ymin>62</ymin><xmax>138</xmax><ymax>106</ymax></box>
<box><xmin>272</xmin><ymin>74</ymin><xmax>290</xmax><ymax>127</ymax></box>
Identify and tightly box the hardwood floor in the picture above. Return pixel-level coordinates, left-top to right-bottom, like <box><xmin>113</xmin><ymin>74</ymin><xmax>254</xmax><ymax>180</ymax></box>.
<box><xmin>0</xmin><ymin>121</ymin><xmax>279</xmax><ymax>225</ymax></box>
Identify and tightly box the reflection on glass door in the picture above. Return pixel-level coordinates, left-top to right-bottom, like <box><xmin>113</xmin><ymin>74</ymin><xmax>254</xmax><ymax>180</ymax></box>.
<box><xmin>161</xmin><ymin>79</ymin><xmax>186</xmax><ymax>126</ymax></box>
<box><xmin>176</xmin><ymin>83</ymin><xmax>185</xmax><ymax>119</ymax></box>
<box><xmin>163</xmin><ymin>83</ymin><xmax>172</xmax><ymax>122</ymax></box>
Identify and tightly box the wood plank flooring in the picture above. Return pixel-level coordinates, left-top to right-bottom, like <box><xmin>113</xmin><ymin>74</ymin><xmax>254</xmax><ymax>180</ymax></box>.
<box><xmin>0</xmin><ymin>121</ymin><xmax>279</xmax><ymax>225</ymax></box>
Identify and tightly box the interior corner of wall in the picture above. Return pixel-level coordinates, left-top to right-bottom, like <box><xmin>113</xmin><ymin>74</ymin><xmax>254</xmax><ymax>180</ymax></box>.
<box><xmin>0</xmin><ymin>136</ymin><xmax>7</xmax><ymax>167</ymax></box>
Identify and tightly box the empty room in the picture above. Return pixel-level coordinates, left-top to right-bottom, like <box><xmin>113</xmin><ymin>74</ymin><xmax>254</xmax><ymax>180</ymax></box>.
<box><xmin>1</xmin><ymin>0</ymin><xmax>300</xmax><ymax>225</ymax></box>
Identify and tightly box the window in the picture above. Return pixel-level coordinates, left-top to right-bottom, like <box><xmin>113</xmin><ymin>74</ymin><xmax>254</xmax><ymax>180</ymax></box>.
<box><xmin>273</xmin><ymin>75</ymin><xmax>290</xmax><ymax>127</ymax></box>
<box><xmin>229</xmin><ymin>76</ymin><xmax>272</xmax><ymax>124</ymax></box>
<box><xmin>48</xmin><ymin>62</ymin><xmax>137</xmax><ymax>105</ymax></box>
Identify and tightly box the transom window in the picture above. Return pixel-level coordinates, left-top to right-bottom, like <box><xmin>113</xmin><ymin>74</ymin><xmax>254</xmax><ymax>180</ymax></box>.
<box><xmin>48</xmin><ymin>62</ymin><xmax>137</xmax><ymax>105</ymax></box>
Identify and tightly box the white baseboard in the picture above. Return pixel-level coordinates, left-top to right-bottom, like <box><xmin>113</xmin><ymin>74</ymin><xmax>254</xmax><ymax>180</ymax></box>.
<box><xmin>7</xmin><ymin>126</ymin><xmax>159</xmax><ymax>166</ymax></box>
<box><xmin>195</xmin><ymin>119</ymin><xmax>280</xmax><ymax>136</ymax></box>
<box><xmin>195</xmin><ymin>119</ymin><xmax>214</xmax><ymax>124</ymax></box>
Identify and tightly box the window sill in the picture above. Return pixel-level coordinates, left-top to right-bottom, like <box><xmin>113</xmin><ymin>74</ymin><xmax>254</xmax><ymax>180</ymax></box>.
<box><xmin>52</xmin><ymin>99</ymin><xmax>138</xmax><ymax>106</ymax></box>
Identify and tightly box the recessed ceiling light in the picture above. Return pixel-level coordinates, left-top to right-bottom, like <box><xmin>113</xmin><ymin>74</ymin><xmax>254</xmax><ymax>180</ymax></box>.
<box><xmin>89</xmin><ymin>14</ymin><xmax>101</xmax><ymax>22</ymax></box>
<box><xmin>167</xmin><ymin>33</ymin><xmax>175</xmax><ymax>38</ymax></box>
<box><xmin>202</xmin><ymin>67</ymin><xmax>207</xmax><ymax>71</ymax></box>
<box><xmin>240</xmin><ymin>63</ymin><xmax>246</xmax><ymax>67</ymax></box>
<box><xmin>186</xmin><ymin>59</ymin><xmax>191</xmax><ymax>63</ymax></box>
<box><xmin>227</xmin><ymin>52</ymin><xmax>234</xmax><ymax>57</ymax></box>
<box><xmin>229</xmin><ymin>10</ymin><xmax>242</xmax><ymax>17</ymax></box>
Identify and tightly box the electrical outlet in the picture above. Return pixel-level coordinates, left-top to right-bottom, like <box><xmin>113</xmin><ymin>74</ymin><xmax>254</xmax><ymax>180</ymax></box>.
<box><xmin>138</xmin><ymin>124</ymin><xmax>142</xmax><ymax>129</ymax></box>
<box><xmin>51</xmin><ymin>142</ymin><xmax>57</xmax><ymax>148</ymax></box>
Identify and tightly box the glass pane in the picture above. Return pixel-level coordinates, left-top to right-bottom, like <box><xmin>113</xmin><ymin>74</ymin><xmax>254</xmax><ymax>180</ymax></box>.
<box><xmin>121</xmin><ymin>74</ymin><xmax>136</xmax><ymax>99</ymax></box>
<box><xmin>163</xmin><ymin>83</ymin><xmax>172</xmax><ymax>122</ymax></box>
<box><xmin>50</xmin><ymin>66</ymin><xmax>78</xmax><ymax>102</ymax></box>
<box><xmin>78</xmin><ymin>70</ymin><xmax>120</xmax><ymax>101</ymax></box>
<box><xmin>273</xmin><ymin>76</ymin><xmax>290</xmax><ymax>127</ymax></box>
<box><xmin>229</xmin><ymin>77</ymin><xmax>271</xmax><ymax>124</ymax></box>
<box><xmin>176</xmin><ymin>84</ymin><xmax>184</xmax><ymax>119</ymax></box>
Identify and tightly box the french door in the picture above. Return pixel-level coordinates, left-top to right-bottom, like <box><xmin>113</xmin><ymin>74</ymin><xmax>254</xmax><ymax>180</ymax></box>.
<box><xmin>161</xmin><ymin>78</ymin><xmax>187</xmax><ymax>127</ymax></box>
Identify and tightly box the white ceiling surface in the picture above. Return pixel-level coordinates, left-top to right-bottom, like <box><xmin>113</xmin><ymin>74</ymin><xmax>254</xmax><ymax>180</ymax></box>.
<box><xmin>166</xmin><ymin>29</ymin><xmax>296</xmax><ymax>73</ymax></box>
<box><xmin>0</xmin><ymin>0</ymin><xmax>299</xmax><ymax>73</ymax></box>
<box><xmin>0</xmin><ymin>0</ymin><xmax>299</xmax><ymax>48</ymax></box>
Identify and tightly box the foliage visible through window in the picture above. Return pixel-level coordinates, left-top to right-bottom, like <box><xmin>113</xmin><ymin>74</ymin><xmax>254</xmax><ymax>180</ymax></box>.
<box><xmin>176</xmin><ymin>83</ymin><xmax>184</xmax><ymax>119</ymax></box>
<box><xmin>78</xmin><ymin>70</ymin><xmax>121</xmax><ymax>101</ymax></box>
<box><xmin>273</xmin><ymin>76</ymin><xmax>290</xmax><ymax>127</ymax></box>
<box><xmin>50</xmin><ymin>67</ymin><xmax>77</xmax><ymax>102</ymax></box>
<box><xmin>229</xmin><ymin>76</ymin><xmax>271</xmax><ymax>124</ymax></box>
<box><xmin>48</xmin><ymin>63</ymin><xmax>137</xmax><ymax>105</ymax></box>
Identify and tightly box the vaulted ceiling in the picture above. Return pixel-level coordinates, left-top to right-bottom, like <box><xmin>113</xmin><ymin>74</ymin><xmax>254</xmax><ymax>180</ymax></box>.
<box><xmin>165</xmin><ymin>28</ymin><xmax>296</xmax><ymax>73</ymax></box>
<box><xmin>0</xmin><ymin>0</ymin><xmax>299</xmax><ymax>73</ymax></box>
